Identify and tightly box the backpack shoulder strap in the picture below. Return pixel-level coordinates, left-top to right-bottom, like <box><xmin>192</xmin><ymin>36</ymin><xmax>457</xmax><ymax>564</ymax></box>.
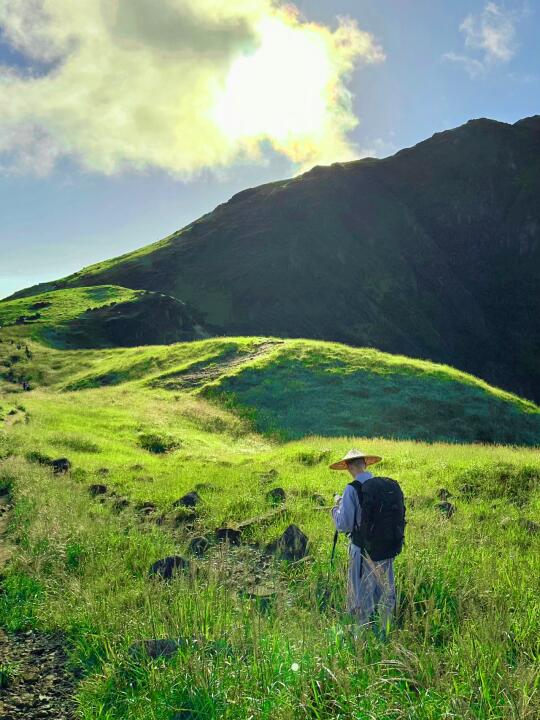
<box><xmin>347</xmin><ymin>480</ymin><xmax>364</xmax><ymax>533</ymax></box>
<box><xmin>348</xmin><ymin>479</ymin><xmax>363</xmax><ymax>502</ymax></box>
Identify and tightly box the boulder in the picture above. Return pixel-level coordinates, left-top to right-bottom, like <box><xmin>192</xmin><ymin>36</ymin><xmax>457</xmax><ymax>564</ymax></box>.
<box><xmin>88</xmin><ymin>484</ymin><xmax>107</xmax><ymax>497</ymax></box>
<box><xmin>188</xmin><ymin>536</ymin><xmax>210</xmax><ymax>557</ymax></box>
<box><xmin>173</xmin><ymin>491</ymin><xmax>201</xmax><ymax>508</ymax></box>
<box><xmin>436</xmin><ymin>501</ymin><xmax>456</xmax><ymax>518</ymax></box>
<box><xmin>268</xmin><ymin>524</ymin><xmax>309</xmax><ymax>561</ymax></box>
<box><xmin>215</xmin><ymin>527</ymin><xmax>242</xmax><ymax>545</ymax></box>
<box><xmin>266</xmin><ymin>487</ymin><xmax>286</xmax><ymax>505</ymax></box>
<box><xmin>148</xmin><ymin>556</ymin><xmax>190</xmax><ymax>580</ymax></box>
<box><xmin>52</xmin><ymin>458</ymin><xmax>71</xmax><ymax>474</ymax></box>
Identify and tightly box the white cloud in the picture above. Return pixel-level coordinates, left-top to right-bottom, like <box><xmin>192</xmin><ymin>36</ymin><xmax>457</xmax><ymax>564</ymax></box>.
<box><xmin>444</xmin><ymin>2</ymin><xmax>519</xmax><ymax>77</ymax></box>
<box><xmin>0</xmin><ymin>0</ymin><xmax>384</xmax><ymax>176</ymax></box>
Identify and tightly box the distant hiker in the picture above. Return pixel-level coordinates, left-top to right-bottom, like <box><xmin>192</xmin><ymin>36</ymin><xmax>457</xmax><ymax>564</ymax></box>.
<box><xmin>330</xmin><ymin>449</ymin><xmax>405</xmax><ymax>635</ymax></box>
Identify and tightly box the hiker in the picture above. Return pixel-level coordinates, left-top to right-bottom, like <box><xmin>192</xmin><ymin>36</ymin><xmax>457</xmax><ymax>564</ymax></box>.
<box><xmin>330</xmin><ymin>449</ymin><xmax>405</xmax><ymax>634</ymax></box>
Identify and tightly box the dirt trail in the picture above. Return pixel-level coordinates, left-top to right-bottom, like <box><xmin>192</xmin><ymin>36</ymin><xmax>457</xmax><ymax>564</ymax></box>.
<box><xmin>0</xmin><ymin>490</ymin><xmax>13</xmax><ymax>569</ymax></box>
<box><xmin>0</xmin><ymin>492</ymin><xmax>77</xmax><ymax>720</ymax></box>
<box><xmin>155</xmin><ymin>340</ymin><xmax>281</xmax><ymax>390</ymax></box>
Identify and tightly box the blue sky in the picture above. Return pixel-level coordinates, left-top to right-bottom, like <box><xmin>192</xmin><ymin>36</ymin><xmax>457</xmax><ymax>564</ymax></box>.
<box><xmin>0</xmin><ymin>0</ymin><xmax>538</xmax><ymax>299</ymax></box>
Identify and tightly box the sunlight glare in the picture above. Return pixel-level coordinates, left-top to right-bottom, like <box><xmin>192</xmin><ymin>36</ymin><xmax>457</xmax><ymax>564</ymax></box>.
<box><xmin>214</xmin><ymin>15</ymin><xmax>332</xmax><ymax>148</ymax></box>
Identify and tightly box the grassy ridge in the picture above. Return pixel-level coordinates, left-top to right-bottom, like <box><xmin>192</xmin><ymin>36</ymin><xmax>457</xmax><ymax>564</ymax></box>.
<box><xmin>0</xmin><ymin>286</ymin><xmax>204</xmax><ymax>349</ymax></box>
<box><xmin>2</xmin><ymin>330</ymin><xmax>538</xmax><ymax>445</ymax></box>
<box><xmin>0</xmin><ymin>286</ymin><xmax>139</xmax><ymax>341</ymax></box>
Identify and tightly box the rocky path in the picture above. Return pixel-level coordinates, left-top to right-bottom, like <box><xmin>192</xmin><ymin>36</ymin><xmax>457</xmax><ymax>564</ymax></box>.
<box><xmin>155</xmin><ymin>340</ymin><xmax>281</xmax><ymax>390</ymax></box>
<box><xmin>0</xmin><ymin>491</ymin><xmax>77</xmax><ymax>720</ymax></box>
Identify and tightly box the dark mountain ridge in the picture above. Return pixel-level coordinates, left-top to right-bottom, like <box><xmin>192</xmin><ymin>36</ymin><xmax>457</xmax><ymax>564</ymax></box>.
<box><xmin>8</xmin><ymin>115</ymin><xmax>540</xmax><ymax>401</ymax></box>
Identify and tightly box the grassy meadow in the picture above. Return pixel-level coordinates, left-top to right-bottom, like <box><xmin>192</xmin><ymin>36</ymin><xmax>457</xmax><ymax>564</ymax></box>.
<box><xmin>0</xmin><ymin>326</ymin><xmax>539</xmax><ymax>719</ymax></box>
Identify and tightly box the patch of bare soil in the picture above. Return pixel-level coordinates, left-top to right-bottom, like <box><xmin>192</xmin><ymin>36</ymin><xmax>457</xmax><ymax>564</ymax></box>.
<box><xmin>0</xmin><ymin>494</ymin><xmax>77</xmax><ymax>719</ymax></box>
<box><xmin>153</xmin><ymin>341</ymin><xmax>281</xmax><ymax>390</ymax></box>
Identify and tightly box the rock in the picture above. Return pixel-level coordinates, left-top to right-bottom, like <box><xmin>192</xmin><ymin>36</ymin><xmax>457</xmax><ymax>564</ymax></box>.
<box><xmin>88</xmin><ymin>484</ymin><xmax>107</xmax><ymax>497</ymax></box>
<box><xmin>437</xmin><ymin>488</ymin><xmax>453</xmax><ymax>501</ymax></box>
<box><xmin>148</xmin><ymin>556</ymin><xmax>189</xmax><ymax>580</ymax></box>
<box><xmin>268</xmin><ymin>524</ymin><xmax>309</xmax><ymax>561</ymax></box>
<box><xmin>188</xmin><ymin>536</ymin><xmax>210</xmax><ymax>557</ymax></box>
<box><xmin>215</xmin><ymin>527</ymin><xmax>242</xmax><ymax>545</ymax></box>
<box><xmin>311</xmin><ymin>493</ymin><xmax>326</xmax><ymax>506</ymax></box>
<box><xmin>52</xmin><ymin>458</ymin><xmax>71</xmax><ymax>474</ymax></box>
<box><xmin>518</xmin><ymin>518</ymin><xmax>540</xmax><ymax>534</ymax></box>
<box><xmin>173</xmin><ymin>491</ymin><xmax>201</xmax><ymax>508</ymax></box>
<box><xmin>266</xmin><ymin>487</ymin><xmax>286</xmax><ymax>505</ymax></box>
<box><xmin>436</xmin><ymin>501</ymin><xmax>456</xmax><ymax>518</ymax></box>
<box><xmin>129</xmin><ymin>638</ymin><xmax>184</xmax><ymax>659</ymax></box>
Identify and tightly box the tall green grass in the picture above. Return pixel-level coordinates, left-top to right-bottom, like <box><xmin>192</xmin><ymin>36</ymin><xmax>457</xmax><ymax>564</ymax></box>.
<box><xmin>1</xmin><ymin>380</ymin><xmax>539</xmax><ymax>718</ymax></box>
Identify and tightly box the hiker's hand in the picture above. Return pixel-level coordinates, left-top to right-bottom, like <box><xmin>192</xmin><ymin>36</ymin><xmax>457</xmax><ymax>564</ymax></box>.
<box><xmin>334</xmin><ymin>493</ymin><xmax>342</xmax><ymax>505</ymax></box>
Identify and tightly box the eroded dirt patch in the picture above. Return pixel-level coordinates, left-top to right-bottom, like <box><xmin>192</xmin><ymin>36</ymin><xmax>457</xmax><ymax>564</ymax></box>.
<box><xmin>0</xmin><ymin>629</ymin><xmax>77</xmax><ymax>719</ymax></box>
<box><xmin>0</xmin><ymin>494</ymin><xmax>77</xmax><ymax>719</ymax></box>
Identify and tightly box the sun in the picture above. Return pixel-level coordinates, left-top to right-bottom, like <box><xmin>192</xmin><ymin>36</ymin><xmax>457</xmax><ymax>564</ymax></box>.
<box><xmin>214</xmin><ymin>14</ymin><xmax>333</xmax><ymax>152</ymax></box>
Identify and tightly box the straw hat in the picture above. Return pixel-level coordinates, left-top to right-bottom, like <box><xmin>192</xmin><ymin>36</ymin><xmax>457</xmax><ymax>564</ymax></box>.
<box><xmin>329</xmin><ymin>448</ymin><xmax>382</xmax><ymax>470</ymax></box>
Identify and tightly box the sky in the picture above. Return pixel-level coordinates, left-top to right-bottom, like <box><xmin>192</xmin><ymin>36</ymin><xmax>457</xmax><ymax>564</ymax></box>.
<box><xmin>0</xmin><ymin>0</ymin><xmax>538</xmax><ymax>299</ymax></box>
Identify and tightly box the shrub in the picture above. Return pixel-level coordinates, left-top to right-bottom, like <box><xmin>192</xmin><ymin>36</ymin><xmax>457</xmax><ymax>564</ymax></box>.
<box><xmin>25</xmin><ymin>450</ymin><xmax>54</xmax><ymax>466</ymax></box>
<box><xmin>138</xmin><ymin>432</ymin><xmax>179</xmax><ymax>454</ymax></box>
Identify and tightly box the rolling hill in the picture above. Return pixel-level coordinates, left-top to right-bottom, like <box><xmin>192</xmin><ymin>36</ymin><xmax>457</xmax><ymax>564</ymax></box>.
<box><xmin>1</xmin><ymin>307</ymin><xmax>539</xmax><ymax>445</ymax></box>
<box><xmin>8</xmin><ymin>115</ymin><xmax>540</xmax><ymax>403</ymax></box>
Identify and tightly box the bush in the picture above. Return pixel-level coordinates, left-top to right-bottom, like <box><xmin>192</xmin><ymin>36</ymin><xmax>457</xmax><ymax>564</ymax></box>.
<box><xmin>25</xmin><ymin>450</ymin><xmax>54</xmax><ymax>466</ymax></box>
<box><xmin>138</xmin><ymin>432</ymin><xmax>179</xmax><ymax>454</ymax></box>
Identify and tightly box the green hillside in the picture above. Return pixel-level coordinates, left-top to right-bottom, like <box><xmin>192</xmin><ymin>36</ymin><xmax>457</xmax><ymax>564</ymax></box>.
<box><xmin>9</xmin><ymin>116</ymin><xmax>540</xmax><ymax>403</ymax></box>
<box><xmin>1</xmin><ymin>318</ymin><xmax>539</xmax><ymax>445</ymax></box>
<box><xmin>0</xmin><ymin>285</ymin><xmax>206</xmax><ymax>348</ymax></box>
<box><xmin>1</xmin><ymin>342</ymin><xmax>539</xmax><ymax>718</ymax></box>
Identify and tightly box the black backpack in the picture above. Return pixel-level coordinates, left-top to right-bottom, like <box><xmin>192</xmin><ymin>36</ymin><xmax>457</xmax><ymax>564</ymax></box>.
<box><xmin>349</xmin><ymin>476</ymin><xmax>406</xmax><ymax>561</ymax></box>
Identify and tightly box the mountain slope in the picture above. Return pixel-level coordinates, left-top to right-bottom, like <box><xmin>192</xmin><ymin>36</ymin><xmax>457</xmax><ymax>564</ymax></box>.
<box><xmin>9</xmin><ymin>115</ymin><xmax>540</xmax><ymax>401</ymax></box>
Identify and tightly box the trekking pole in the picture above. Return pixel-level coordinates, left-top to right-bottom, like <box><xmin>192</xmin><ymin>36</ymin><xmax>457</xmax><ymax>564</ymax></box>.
<box><xmin>330</xmin><ymin>529</ymin><xmax>339</xmax><ymax>565</ymax></box>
